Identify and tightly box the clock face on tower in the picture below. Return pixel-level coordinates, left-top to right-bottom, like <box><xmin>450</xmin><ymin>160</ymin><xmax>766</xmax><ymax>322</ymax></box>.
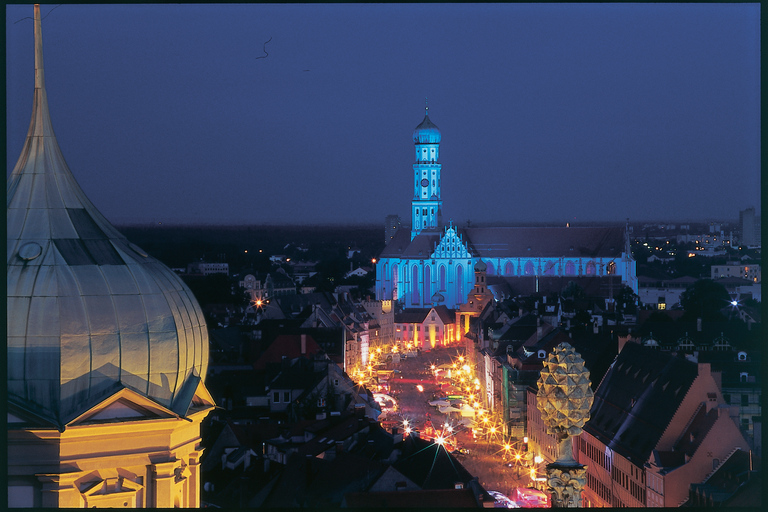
<box><xmin>421</xmin><ymin>178</ymin><xmax>429</xmax><ymax>187</ymax></box>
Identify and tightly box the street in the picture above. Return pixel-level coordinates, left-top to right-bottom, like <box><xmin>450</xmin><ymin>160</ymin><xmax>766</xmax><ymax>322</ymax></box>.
<box><xmin>384</xmin><ymin>342</ymin><xmax>533</xmax><ymax>498</ymax></box>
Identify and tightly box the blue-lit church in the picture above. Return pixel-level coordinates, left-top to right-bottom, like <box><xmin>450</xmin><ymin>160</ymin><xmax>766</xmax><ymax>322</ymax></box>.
<box><xmin>375</xmin><ymin>107</ymin><xmax>637</xmax><ymax>310</ymax></box>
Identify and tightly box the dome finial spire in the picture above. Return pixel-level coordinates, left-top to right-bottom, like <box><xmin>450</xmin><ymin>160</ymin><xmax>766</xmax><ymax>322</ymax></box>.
<box><xmin>34</xmin><ymin>4</ymin><xmax>45</xmax><ymax>91</ymax></box>
<box><xmin>425</xmin><ymin>97</ymin><xmax>428</xmax><ymax>115</ymax></box>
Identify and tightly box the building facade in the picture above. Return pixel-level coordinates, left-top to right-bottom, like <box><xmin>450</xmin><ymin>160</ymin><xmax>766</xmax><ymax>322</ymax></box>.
<box><xmin>577</xmin><ymin>343</ymin><xmax>750</xmax><ymax>507</ymax></box>
<box><xmin>711</xmin><ymin>263</ymin><xmax>761</xmax><ymax>283</ymax></box>
<box><xmin>376</xmin><ymin>109</ymin><xmax>637</xmax><ymax>310</ymax></box>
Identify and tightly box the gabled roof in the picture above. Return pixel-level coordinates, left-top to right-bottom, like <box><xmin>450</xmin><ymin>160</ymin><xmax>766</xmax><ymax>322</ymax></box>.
<box><xmin>432</xmin><ymin>305</ymin><xmax>455</xmax><ymax>324</ymax></box>
<box><xmin>378</xmin><ymin>228</ymin><xmax>442</xmax><ymax>259</ymax></box>
<box><xmin>379</xmin><ymin>225</ymin><xmax>627</xmax><ymax>261</ymax></box>
<box><xmin>586</xmin><ymin>343</ymin><xmax>699</xmax><ymax>464</ymax></box>
<box><xmin>343</xmin><ymin>488</ymin><xmax>482</xmax><ymax>508</ymax></box>
<box><xmin>253</xmin><ymin>334</ymin><xmax>322</xmax><ymax>371</ymax></box>
<box><xmin>460</xmin><ymin>225</ymin><xmax>627</xmax><ymax>258</ymax></box>
<box><xmin>262</xmin><ymin>448</ymin><xmax>386</xmax><ymax>507</ymax></box>
<box><xmin>672</xmin><ymin>404</ymin><xmax>721</xmax><ymax>458</ymax></box>
<box><xmin>395</xmin><ymin>308</ymin><xmax>430</xmax><ymax>324</ymax></box>
<box><xmin>393</xmin><ymin>435</ymin><xmax>475</xmax><ymax>490</ymax></box>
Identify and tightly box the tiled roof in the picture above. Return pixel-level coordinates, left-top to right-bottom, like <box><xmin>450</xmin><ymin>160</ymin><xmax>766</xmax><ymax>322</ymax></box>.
<box><xmin>489</xmin><ymin>275</ymin><xmax>623</xmax><ymax>298</ymax></box>
<box><xmin>460</xmin><ymin>226</ymin><xmax>626</xmax><ymax>258</ymax></box>
<box><xmin>253</xmin><ymin>335</ymin><xmax>322</xmax><ymax>371</ymax></box>
<box><xmin>343</xmin><ymin>488</ymin><xmax>481</xmax><ymax>508</ymax></box>
<box><xmin>433</xmin><ymin>305</ymin><xmax>455</xmax><ymax>324</ymax></box>
<box><xmin>393</xmin><ymin>435</ymin><xmax>475</xmax><ymax>490</ymax></box>
<box><xmin>378</xmin><ymin>229</ymin><xmax>442</xmax><ymax>259</ymax></box>
<box><xmin>379</xmin><ymin>225</ymin><xmax>627</xmax><ymax>261</ymax></box>
<box><xmin>395</xmin><ymin>309</ymin><xmax>430</xmax><ymax>324</ymax></box>
<box><xmin>586</xmin><ymin>343</ymin><xmax>699</xmax><ymax>464</ymax></box>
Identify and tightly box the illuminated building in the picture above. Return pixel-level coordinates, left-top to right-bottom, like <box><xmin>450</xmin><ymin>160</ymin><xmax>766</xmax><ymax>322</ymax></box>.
<box><xmin>7</xmin><ymin>6</ymin><xmax>214</xmax><ymax>507</ymax></box>
<box><xmin>376</xmin><ymin>108</ymin><xmax>638</xmax><ymax>310</ymax></box>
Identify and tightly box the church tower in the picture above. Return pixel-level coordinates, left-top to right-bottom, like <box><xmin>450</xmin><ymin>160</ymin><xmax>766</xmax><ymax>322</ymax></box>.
<box><xmin>411</xmin><ymin>102</ymin><xmax>443</xmax><ymax>240</ymax></box>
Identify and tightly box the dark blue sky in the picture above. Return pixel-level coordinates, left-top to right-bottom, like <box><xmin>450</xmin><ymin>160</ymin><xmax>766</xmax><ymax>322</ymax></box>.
<box><xmin>6</xmin><ymin>4</ymin><xmax>760</xmax><ymax>226</ymax></box>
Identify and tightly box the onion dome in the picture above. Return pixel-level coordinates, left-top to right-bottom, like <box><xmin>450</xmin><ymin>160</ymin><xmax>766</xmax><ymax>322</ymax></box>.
<box><xmin>413</xmin><ymin>105</ymin><xmax>441</xmax><ymax>144</ymax></box>
<box><xmin>6</xmin><ymin>6</ymin><xmax>209</xmax><ymax>427</ymax></box>
<box><xmin>431</xmin><ymin>291</ymin><xmax>445</xmax><ymax>304</ymax></box>
<box><xmin>474</xmin><ymin>259</ymin><xmax>487</xmax><ymax>272</ymax></box>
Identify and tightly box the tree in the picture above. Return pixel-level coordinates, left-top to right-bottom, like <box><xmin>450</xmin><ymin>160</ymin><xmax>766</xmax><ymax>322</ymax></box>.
<box><xmin>561</xmin><ymin>281</ymin><xmax>585</xmax><ymax>299</ymax></box>
<box><xmin>679</xmin><ymin>279</ymin><xmax>731</xmax><ymax>321</ymax></box>
<box><xmin>571</xmin><ymin>310</ymin><xmax>592</xmax><ymax>331</ymax></box>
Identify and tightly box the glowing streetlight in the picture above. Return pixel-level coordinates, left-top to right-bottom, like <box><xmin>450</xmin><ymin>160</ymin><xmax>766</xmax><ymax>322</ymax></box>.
<box><xmin>416</xmin><ymin>385</ymin><xmax>424</xmax><ymax>392</ymax></box>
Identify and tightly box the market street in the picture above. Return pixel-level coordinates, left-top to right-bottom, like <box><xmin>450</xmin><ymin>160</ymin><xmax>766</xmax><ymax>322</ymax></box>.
<box><xmin>382</xmin><ymin>342</ymin><xmax>535</xmax><ymax>498</ymax></box>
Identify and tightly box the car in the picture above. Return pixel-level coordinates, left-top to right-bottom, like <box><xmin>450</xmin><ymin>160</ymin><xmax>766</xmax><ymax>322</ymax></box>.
<box><xmin>487</xmin><ymin>490</ymin><xmax>519</xmax><ymax>508</ymax></box>
<box><xmin>451</xmin><ymin>447</ymin><xmax>470</xmax><ymax>456</ymax></box>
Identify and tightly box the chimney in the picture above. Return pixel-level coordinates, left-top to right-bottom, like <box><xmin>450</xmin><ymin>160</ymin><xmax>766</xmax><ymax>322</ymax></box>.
<box><xmin>301</xmin><ymin>334</ymin><xmax>307</xmax><ymax>355</ymax></box>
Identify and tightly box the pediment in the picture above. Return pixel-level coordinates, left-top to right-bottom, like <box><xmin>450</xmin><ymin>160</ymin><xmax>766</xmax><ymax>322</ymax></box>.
<box><xmin>6</xmin><ymin>400</ymin><xmax>60</xmax><ymax>429</ymax></box>
<box><xmin>66</xmin><ymin>388</ymin><xmax>177</xmax><ymax>426</ymax></box>
<box><xmin>171</xmin><ymin>372</ymin><xmax>216</xmax><ymax>417</ymax></box>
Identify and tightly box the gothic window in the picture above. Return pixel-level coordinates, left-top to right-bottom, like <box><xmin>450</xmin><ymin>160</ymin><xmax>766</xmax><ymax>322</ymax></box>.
<box><xmin>565</xmin><ymin>261</ymin><xmax>575</xmax><ymax>275</ymax></box>
<box><xmin>524</xmin><ymin>261</ymin><xmax>535</xmax><ymax>275</ymax></box>
<box><xmin>586</xmin><ymin>261</ymin><xmax>596</xmax><ymax>275</ymax></box>
<box><xmin>607</xmin><ymin>261</ymin><xmax>616</xmax><ymax>275</ymax></box>
<box><xmin>486</xmin><ymin>261</ymin><xmax>495</xmax><ymax>275</ymax></box>
<box><xmin>392</xmin><ymin>265</ymin><xmax>398</xmax><ymax>300</ymax></box>
<box><xmin>456</xmin><ymin>265</ymin><xmax>464</xmax><ymax>304</ymax></box>
<box><xmin>439</xmin><ymin>265</ymin><xmax>446</xmax><ymax>290</ymax></box>
<box><xmin>504</xmin><ymin>261</ymin><xmax>513</xmax><ymax>275</ymax></box>
<box><xmin>424</xmin><ymin>265</ymin><xmax>431</xmax><ymax>301</ymax></box>
<box><xmin>411</xmin><ymin>265</ymin><xmax>420</xmax><ymax>304</ymax></box>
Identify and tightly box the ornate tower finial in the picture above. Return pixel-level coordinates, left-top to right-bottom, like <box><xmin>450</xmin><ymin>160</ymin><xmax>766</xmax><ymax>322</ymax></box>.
<box><xmin>34</xmin><ymin>4</ymin><xmax>45</xmax><ymax>91</ymax></box>
<box><xmin>425</xmin><ymin>97</ymin><xmax>428</xmax><ymax>114</ymax></box>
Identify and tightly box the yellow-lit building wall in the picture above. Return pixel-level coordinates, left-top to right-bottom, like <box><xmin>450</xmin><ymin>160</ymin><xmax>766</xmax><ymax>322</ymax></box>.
<box><xmin>7</xmin><ymin>407</ymin><xmax>210</xmax><ymax>508</ymax></box>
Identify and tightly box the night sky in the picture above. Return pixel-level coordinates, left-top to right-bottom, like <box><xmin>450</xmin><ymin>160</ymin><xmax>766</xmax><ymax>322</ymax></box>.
<box><xmin>6</xmin><ymin>4</ymin><xmax>760</xmax><ymax>226</ymax></box>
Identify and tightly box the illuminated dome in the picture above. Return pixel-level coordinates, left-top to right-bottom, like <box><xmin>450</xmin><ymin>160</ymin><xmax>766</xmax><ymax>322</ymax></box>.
<box><xmin>413</xmin><ymin>107</ymin><xmax>441</xmax><ymax>144</ymax></box>
<box><xmin>431</xmin><ymin>291</ymin><xmax>445</xmax><ymax>304</ymax></box>
<box><xmin>6</xmin><ymin>11</ymin><xmax>209</xmax><ymax>427</ymax></box>
<box><xmin>474</xmin><ymin>259</ymin><xmax>487</xmax><ymax>272</ymax></box>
